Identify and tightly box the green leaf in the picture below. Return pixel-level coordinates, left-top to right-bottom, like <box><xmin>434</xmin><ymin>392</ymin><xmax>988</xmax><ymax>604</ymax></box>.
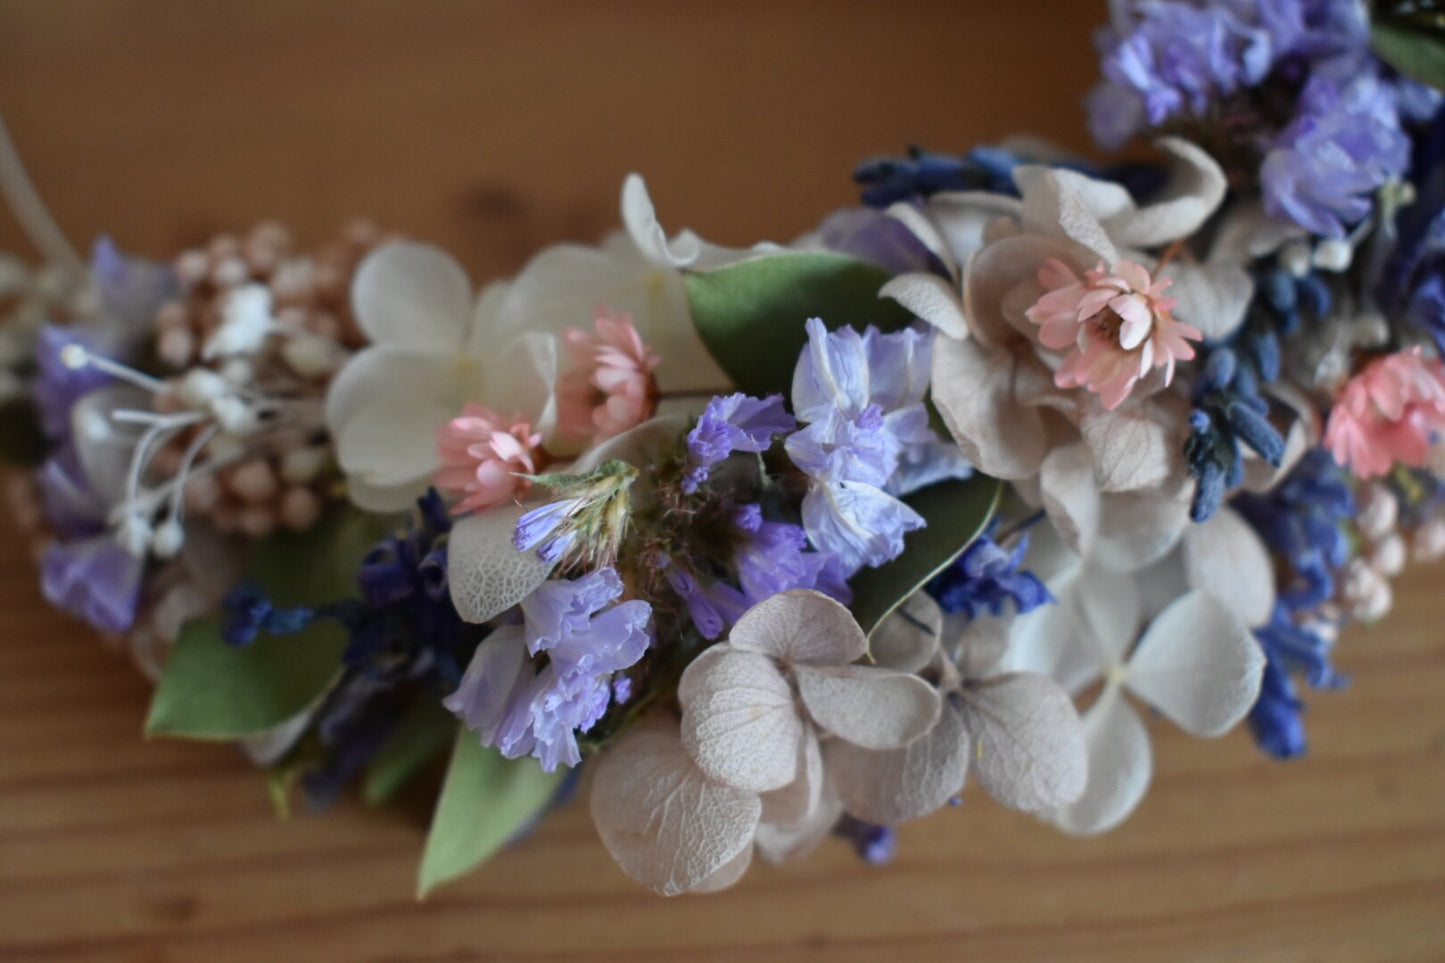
<box><xmin>684</xmin><ymin>252</ymin><xmax>915</xmax><ymax>397</ymax></box>
<box><xmin>417</xmin><ymin>733</ymin><xmax>567</xmax><ymax>897</ymax></box>
<box><xmin>144</xmin><ymin>506</ymin><xmax>388</xmax><ymax>740</ymax></box>
<box><xmin>362</xmin><ymin>700</ymin><xmax>458</xmax><ymax>806</ymax></box>
<box><xmin>848</xmin><ymin>475</ymin><xmax>1003</xmax><ymax>640</ymax></box>
<box><xmin>0</xmin><ymin>397</ymin><xmax>47</xmax><ymax>466</ymax></box>
<box><xmin>1373</xmin><ymin>19</ymin><xmax>1445</xmax><ymax>90</ymax></box>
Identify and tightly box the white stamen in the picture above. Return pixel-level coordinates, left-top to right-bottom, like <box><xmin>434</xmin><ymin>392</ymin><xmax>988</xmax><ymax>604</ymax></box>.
<box><xmin>61</xmin><ymin>345</ymin><xmax>170</xmax><ymax>394</ymax></box>
<box><xmin>151</xmin><ymin>518</ymin><xmax>185</xmax><ymax>559</ymax></box>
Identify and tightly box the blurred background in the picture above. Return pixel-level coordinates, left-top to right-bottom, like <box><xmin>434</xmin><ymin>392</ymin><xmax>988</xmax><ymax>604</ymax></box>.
<box><xmin>1</xmin><ymin>3</ymin><xmax>1442</xmax><ymax>962</ymax></box>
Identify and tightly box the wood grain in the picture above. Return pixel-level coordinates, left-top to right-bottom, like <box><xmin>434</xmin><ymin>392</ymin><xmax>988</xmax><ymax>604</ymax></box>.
<box><xmin>0</xmin><ymin>3</ymin><xmax>1442</xmax><ymax>960</ymax></box>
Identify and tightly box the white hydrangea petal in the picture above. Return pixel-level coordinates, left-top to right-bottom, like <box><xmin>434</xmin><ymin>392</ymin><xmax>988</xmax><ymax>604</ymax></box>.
<box><xmin>1105</xmin><ymin>138</ymin><xmax>1227</xmax><ymax>249</ymax></box>
<box><xmin>1076</xmin><ymin>563</ymin><xmax>1144</xmax><ymax>669</ymax></box>
<box><xmin>931</xmin><ymin>335</ymin><xmax>1049</xmax><ymax>479</ymax></box>
<box><xmin>1160</xmin><ymin>260</ymin><xmax>1253</xmax><ymax>342</ymax></box>
<box><xmin>758</xmin><ymin>725</ymin><xmax>824</xmax><ymax>829</ymax></box>
<box><xmin>920</xmin><ymin>190</ymin><xmax>1023</xmax><ymax>267</ymax></box>
<box><xmin>351</xmin><ymin>241</ymin><xmax>473</xmax><ymax>350</ymax></box>
<box><xmin>754</xmin><ymin>788</ymin><xmax>843</xmax><ymax>865</ymax></box>
<box><xmin>870</xmin><ymin>592</ymin><xmax>942</xmax><ymax>673</ymax></box>
<box><xmin>1126</xmin><ymin>589</ymin><xmax>1266</xmax><ymax>737</ymax></box>
<box><xmin>621</xmin><ymin>173</ymin><xmax>703</xmax><ymax>268</ymax></box>
<box><xmin>1048</xmin><ymin>683</ymin><xmax>1152</xmax><ymax>836</ymax></box>
<box><xmin>1012</xmin><ymin>166</ymin><xmax>1123</xmax><ymax>264</ymax></box>
<box><xmin>344</xmin><ymin>475</ymin><xmax>432</xmax><ymax>514</ymax></box>
<box><xmin>727</xmin><ymin>590</ymin><xmax>867</xmax><ymax>666</ymax></box>
<box><xmin>335</xmin><ymin>393</ymin><xmax>453</xmax><ymax>491</ymax></box>
<box><xmin>590</xmin><ymin>719</ymin><xmax>762</xmax><ymax>897</ymax></box>
<box><xmin>1080</xmin><ymin>407</ymin><xmax>1172</xmax><ymax>494</ymax></box>
<box><xmin>1041</xmin><ymin>442</ymin><xmax>1101</xmax><ymax>558</ymax></box>
<box><xmin>1003</xmin><ymin>574</ymin><xmax>1100</xmax><ymax>694</ymax></box>
<box><xmin>956</xmin><ymin>612</ymin><xmax>1014</xmax><ymax>680</ymax></box>
<box><xmin>470</xmin><ymin>332</ymin><xmax>561</xmax><ymax>438</ymax></box>
<box><xmin>825</xmin><ymin>701</ymin><xmax>969</xmax><ymax>824</ymax></box>
<box><xmin>325</xmin><ymin>345</ymin><xmax>447</xmax><ymax>441</ymax></box>
<box><xmin>447</xmin><ymin>502</ymin><xmax>556</xmax><ymax>625</ymax></box>
<box><xmin>959</xmin><ymin>673</ymin><xmax>1087</xmax><ymax>812</ymax></box>
<box><xmin>795</xmin><ymin>664</ymin><xmax>941</xmax><ymax>750</ymax></box>
<box><xmin>678</xmin><ymin>645</ymin><xmax>803</xmax><ymax>792</ymax></box>
<box><xmin>963</xmin><ymin>232</ymin><xmax>1087</xmax><ymax>346</ymax></box>
<box><xmin>689</xmin><ymin>844</ymin><xmax>754</xmax><ymax>894</ymax></box>
<box><xmin>879</xmin><ymin>272</ymin><xmax>968</xmax><ymax>340</ymax></box>
<box><xmin>1181</xmin><ymin>506</ymin><xmax>1276</xmax><ymax>629</ymax></box>
<box><xmin>1092</xmin><ymin>487</ymin><xmax>1190</xmax><ymax>573</ymax></box>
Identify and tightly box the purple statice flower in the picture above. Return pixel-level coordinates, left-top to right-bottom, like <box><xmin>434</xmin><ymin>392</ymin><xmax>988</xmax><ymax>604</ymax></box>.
<box><xmin>35</xmin><ymin>444</ymin><xmax>108</xmax><ymax>538</ymax></box>
<box><xmin>925</xmin><ymin>532</ymin><xmax>1052</xmax><ymax>619</ymax></box>
<box><xmin>730</xmin><ymin>504</ymin><xmax>831</xmax><ymax>604</ymax></box>
<box><xmin>784</xmin><ymin>319</ymin><xmax>939</xmax><ymax>573</ymax></box>
<box><xmin>682</xmin><ymin>392</ymin><xmax>794</xmax><ymax>494</ymax></box>
<box><xmin>40</xmin><ymin>534</ymin><xmax>144</xmax><ymax>634</ymax></box>
<box><xmin>815</xmin><ymin>207</ymin><xmax>947</xmax><ymax>274</ymax></box>
<box><xmin>1261</xmin><ymin>62</ymin><xmax>1412</xmax><ymax>238</ymax></box>
<box><xmin>513</xmin><ymin>497</ymin><xmax>582</xmax><ymax>563</ymax></box>
<box><xmin>665</xmin><ymin>563</ymin><xmax>747</xmax><ymax>640</ymax></box>
<box><xmin>445</xmin><ymin>567</ymin><xmax>652</xmax><ymax>771</ymax></box>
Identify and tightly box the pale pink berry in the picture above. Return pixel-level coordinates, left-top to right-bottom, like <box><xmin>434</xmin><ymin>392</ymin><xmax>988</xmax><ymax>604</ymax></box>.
<box><xmin>1026</xmin><ymin>258</ymin><xmax>1201</xmax><ymax>410</ymax></box>
<box><xmin>556</xmin><ymin>308</ymin><xmax>661</xmax><ymax>441</ymax></box>
<box><xmin>435</xmin><ymin>403</ymin><xmax>545</xmax><ymax>515</ymax></box>
<box><xmin>1324</xmin><ymin>347</ymin><xmax>1445</xmax><ymax>479</ymax></box>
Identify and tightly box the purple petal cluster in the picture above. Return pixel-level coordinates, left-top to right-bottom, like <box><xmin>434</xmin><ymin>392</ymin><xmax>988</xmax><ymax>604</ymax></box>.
<box><xmin>682</xmin><ymin>392</ymin><xmax>794</xmax><ymax>493</ymax></box>
<box><xmin>925</xmin><ymin>532</ymin><xmax>1052</xmax><ymax>619</ymax></box>
<box><xmin>445</xmin><ymin>568</ymin><xmax>651</xmax><ymax>771</ymax></box>
<box><xmin>40</xmin><ymin>534</ymin><xmax>144</xmax><ymax>634</ymax></box>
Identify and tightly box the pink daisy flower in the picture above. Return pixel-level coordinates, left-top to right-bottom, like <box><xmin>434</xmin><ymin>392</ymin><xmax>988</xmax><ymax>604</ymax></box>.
<box><xmin>1026</xmin><ymin>258</ymin><xmax>1202</xmax><ymax>410</ymax></box>
<box><xmin>1325</xmin><ymin>347</ymin><xmax>1445</xmax><ymax>479</ymax></box>
<box><xmin>434</xmin><ymin>404</ymin><xmax>545</xmax><ymax>514</ymax></box>
<box><xmin>556</xmin><ymin>308</ymin><xmax>661</xmax><ymax>442</ymax></box>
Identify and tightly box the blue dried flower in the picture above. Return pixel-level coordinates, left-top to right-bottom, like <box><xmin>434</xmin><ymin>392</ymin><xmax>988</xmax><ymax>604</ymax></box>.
<box><xmin>926</xmin><ymin>532</ymin><xmax>1052</xmax><ymax>619</ymax></box>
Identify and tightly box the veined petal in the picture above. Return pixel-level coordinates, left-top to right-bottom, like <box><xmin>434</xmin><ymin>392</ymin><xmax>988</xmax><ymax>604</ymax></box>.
<box><xmin>727</xmin><ymin>590</ymin><xmax>867</xmax><ymax>667</ymax></box>
<box><xmin>1047</xmin><ymin>683</ymin><xmax>1152</xmax><ymax>835</ymax></box>
<box><xmin>679</xmin><ymin>645</ymin><xmax>803</xmax><ymax>792</ymax></box>
<box><xmin>959</xmin><ymin>672</ymin><xmax>1087</xmax><ymax>812</ymax></box>
<box><xmin>795</xmin><ymin>664</ymin><xmax>940</xmax><ymax>750</ymax></box>
<box><xmin>825</xmin><ymin>701</ymin><xmax>969</xmax><ymax>824</ymax></box>
<box><xmin>351</xmin><ymin>241</ymin><xmax>473</xmax><ymax>350</ymax></box>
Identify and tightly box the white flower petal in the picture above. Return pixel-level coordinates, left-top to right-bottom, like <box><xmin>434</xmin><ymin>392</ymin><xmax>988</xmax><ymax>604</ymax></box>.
<box><xmin>689</xmin><ymin>844</ymin><xmax>754</xmax><ymax>894</ymax></box>
<box><xmin>884</xmin><ymin>201</ymin><xmax>960</xmax><ymax>278</ymax></box>
<box><xmin>622</xmin><ymin>173</ymin><xmax>703</xmax><ymax>268</ymax></box>
<box><xmin>1048</xmin><ymin>683</ymin><xmax>1152</xmax><ymax>835</ymax></box>
<box><xmin>335</xmin><ymin>393</ymin><xmax>452</xmax><ymax>491</ymax></box>
<box><xmin>472</xmin><ymin>332</ymin><xmax>561</xmax><ymax>439</ymax></box>
<box><xmin>678</xmin><ymin>644</ymin><xmax>803</xmax><ymax>792</ymax></box>
<box><xmin>1080</xmin><ymin>407</ymin><xmax>1172</xmax><ymax>494</ymax></box>
<box><xmin>1003</xmin><ymin>572</ymin><xmax>1100</xmax><ymax>694</ymax></box>
<box><xmin>931</xmin><ymin>335</ymin><xmax>1049</xmax><ymax>479</ymax></box>
<box><xmin>921</xmin><ymin>190</ymin><xmax>1024</xmax><ymax>267</ymax></box>
<box><xmin>447</xmin><ymin>502</ymin><xmax>556</xmax><ymax>625</ymax></box>
<box><xmin>1041</xmin><ymin>442</ymin><xmax>1101</xmax><ymax>558</ymax></box>
<box><xmin>795</xmin><ymin>664</ymin><xmax>941</xmax><ymax>750</ymax></box>
<box><xmin>1160</xmin><ymin>260</ymin><xmax>1253</xmax><ymax>342</ymax></box>
<box><xmin>879</xmin><ymin>272</ymin><xmax>968</xmax><ymax>339</ymax></box>
<box><xmin>1105</xmin><ymin>138</ymin><xmax>1227</xmax><ymax>250</ymax></box>
<box><xmin>754</xmin><ymin>789</ymin><xmax>843</xmax><ymax>865</ymax></box>
<box><xmin>351</xmin><ymin>241</ymin><xmax>473</xmax><ymax>350</ymax></box>
<box><xmin>1181</xmin><ymin>506</ymin><xmax>1276</xmax><ymax>629</ymax></box>
<box><xmin>758</xmin><ymin>725</ymin><xmax>825</xmax><ymax>829</ymax></box>
<box><xmin>1092</xmin><ymin>487</ymin><xmax>1190</xmax><ymax>573</ymax></box>
<box><xmin>590</xmin><ymin>719</ymin><xmax>762</xmax><ymax>896</ymax></box>
<box><xmin>727</xmin><ymin>590</ymin><xmax>866</xmax><ymax>666</ymax></box>
<box><xmin>1013</xmin><ymin>166</ymin><xmax>1123</xmax><ymax>264</ymax></box>
<box><xmin>825</xmin><ymin>701</ymin><xmax>969</xmax><ymax>824</ymax></box>
<box><xmin>963</xmin><ymin>233</ymin><xmax>1086</xmax><ymax>346</ymax></box>
<box><xmin>1126</xmin><ymin>589</ymin><xmax>1265</xmax><ymax>737</ymax></box>
<box><xmin>870</xmin><ymin>592</ymin><xmax>942</xmax><ymax>673</ymax></box>
<box><xmin>1076</xmin><ymin>563</ymin><xmax>1145</xmax><ymax>669</ymax></box>
<box><xmin>959</xmin><ymin>673</ymin><xmax>1087</xmax><ymax>812</ymax></box>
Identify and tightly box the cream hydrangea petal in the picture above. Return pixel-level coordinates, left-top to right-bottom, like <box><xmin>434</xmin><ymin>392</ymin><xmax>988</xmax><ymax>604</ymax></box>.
<box><xmin>621</xmin><ymin>173</ymin><xmax>703</xmax><ymax>269</ymax></box>
<box><xmin>468</xmin><ymin>332</ymin><xmax>561</xmax><ymax>438</ymax></box>
<box><xmin>1040</xmin><ymin>442</ymin><xmax>1100</xmax><ymax>558</ymax></box>
<box><xmin>447</xmin><ymin>502</ymin><xmax>556</xmax><ymax>625</ymax></box>
<box><xmin>758</xmin><ymin>725</ymin><xmax>825</xmax><ymax>829</ymax></box>
<box><xmin>1013</xmin><ymin>166</ymin><xmax>1123</xmax><ymax>264</ymax></box>
<box><xmin>921</xmin><ymin>190</ymin><xmax>1024</xmax><ymax>267</ymax></box>
<box><xmin>959</xmin><ymin>673</ymin><xmax>1087</xmax><ymax>812</ymax></box>
<box><xmin>678</xmin><ymin>644</ymin><xmax>803</xmax><ymax>792</ymax></box>
<box><xmin>688</xmin><ymin>844</ymin><xmax>754</xmax><ymax>894</ymax></box>
<box><xmin>870</xmin><ymin>592</ymin><xmax>942</xmax><ymax>673</ymax></box>
<box><xmin>1105</xmin><ymin>138</ymin><xmax>1227</xmax><ymax>249</ymax></box>
<box><xmin>1049</xmin><ymin>683</ymin><xmax>1152</xmax><ymax>835</ymax></box>
<box><xmin>884</xmin><ymin>201</ymin><xmax>961</xmax><ymax>278</ymax></box>
<box><xmin>727</xmin><ymin>590</ymin><xmax>867</xmax><ymax>666</ymax></box>
<box><xmin>1003</xmin><ymin>572</ymin><xmax>1101</xmax><ymax>694</ymax></box>
<box><xmin>754</xmin><ymin>788</ymin><xmax>843</xmax><ymax>865</ymax></box>
<box><xmin>351</xmin><ymin>241</ymin><xmax>473</xmax><ymax>350</ymax></box>
<box><xmin>335</xmin><ymin>392</ymin><xmax>452</xmax><ymax>494</ymax></box>
<box><xmin>964</xmin><ymin>233</ymin><xmax>1085</xmax><ymax>346</ymax></box>
<box><xmin>879</xmin><ymin>272</ymin><xmax>968</xmax><ymax>339</ymax></box>
<box><xmin>1159</xmin><ymin>260</ymin><xmax>1253</xmax><ymax>341</ymax></box>
<box><xmin>1076</xmin><ymin>563</ymin><xmax>1145</xmax><ymax>668</ymax></box>
<box><xmin>1080</xmin><ymin>407</ymin><xmax>1173</xmax><ymax>494</ymax></box>
<box><xmin>1125</xmin><ymin>589</ymin><xmax>1265</xmax><ymax>737</ymax></box>
<box><xmin>1181</xmin><ymin>506</ymin><xmax>1276</xmax><ymax>629</ymax></box>
<box><xmin>795</xmin><ymin>664</ymin><xmax>941</xmax><ymax>750</ymax></box>
<box><xmin>825</xmin><ymin>701</ymin><xmax>969</xmax><ymax>824</ymax></box>
<box><xmin>1092</xmin><ymin>487</ymin><xmax>1191</xmax><ymax>573</ymax></box>
<box><xmin>931</xmin><ymin>335</ymin><xmax>1049</xmax><ymax>480</ymax></box>
<box><xmin>956</xmin><ymin>611</ymin><xmax>1013</xmax><ymax>680</ymax></box>
<box><xmin>590</xmin><ymin>719</ymin><xmax>762</xmax><ymax>897</ymax></box>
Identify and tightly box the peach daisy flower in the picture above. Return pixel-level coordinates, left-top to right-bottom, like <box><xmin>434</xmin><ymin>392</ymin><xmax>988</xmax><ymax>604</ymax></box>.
<box><xmin>434</xmin><ymin>404</ymin><xmax>545</xmax><ymax>514</ymax></box>
<box><xmin>557</xmin><ymin>308</ymin><xmax>661</xmax><ymax>442</ymax></box>
<box><xmin>1325</xmin><ymin>347</ymin><xmax>1445</xmax><ymax>478</ymax></box>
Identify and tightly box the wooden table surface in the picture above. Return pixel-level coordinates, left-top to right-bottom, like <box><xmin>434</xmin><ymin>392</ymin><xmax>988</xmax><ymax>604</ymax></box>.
<box><xmin>1</xmin><ymin>3</ymin><xmax>1443</xmax><ymax>960</ymax></box>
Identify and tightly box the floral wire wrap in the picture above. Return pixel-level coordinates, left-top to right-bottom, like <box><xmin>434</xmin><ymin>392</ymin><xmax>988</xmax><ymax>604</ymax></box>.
<box><xmin>4</xmin><ymin>0</ymin><xmax>1445</xmax><ymax>897</ymax></box>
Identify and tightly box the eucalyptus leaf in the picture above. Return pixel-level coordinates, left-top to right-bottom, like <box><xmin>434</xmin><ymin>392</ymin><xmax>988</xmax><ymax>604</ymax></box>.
<box><xmin>684</xmin><ymin>252</ymin><xmax>915</xmax><ymax>397</ymax></box>
<box><xmin>848</xmin><ymin>476</ymin><xmax>1002</xmax><ymax>640</ymax></box>
<box><xmin>362</xmin><ymin>699</ymin><xmax>458</xmax><ymax>806</ymax></box>
<box><xmin>1372</xmin><ymin>19</ymin><xmax>1445</xmax><ymax>90</ymax></box>
<box><xmin>417</xmin><ymin>733</ymin><xmax>567</xmax><ymax>897</ymax></box>
<box><xmin>144</xmin><ymin>506</ymin><xmax>388</xmax><ymax>740</ymax></box>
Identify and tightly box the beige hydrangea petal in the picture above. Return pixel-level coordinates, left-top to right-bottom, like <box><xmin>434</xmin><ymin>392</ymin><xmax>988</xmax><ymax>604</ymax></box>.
<box><xmin>1181</xmin><ymin>506</ymin><xmax>1277</xmax><ymax>629</ymax></box>
<box><xmin>825</xmin><ymin>702</ymin><xmax>970</xmax><ymax>824</ymax></box>
<box><xmin>1105</xmin><ymin>138</ymin><xmax>1227</xmax><ymax>250</ymax></box>
<box><xmin>870</xmin><ymin>592</ymin><xmax>942</xmax><ymax>674</ymax></box>
<box><xmin>959</xmin><ymin>673</ymin><xmax>1087</xmax><ymax>812</ymax></box>
<box><xmin>1080</xmin><ymin>407</ymin><xmax>1173</xmax><ymax>494</ymax></box>
<box><xmin>931</xmin><ymin>335</ymin><xmax>1049</xmax><ymax>480</ymax></box>
<box><xmin>447</xmin><ymin>502</ymin><xmax>556</xmax><ymax>625</ymax></box>
<box><xmin>964</xmin><ymin>232</ymin><xmax>1087</xmax><ymax>346</ymax></box>
<box><xmin>1126</xmin><ymin>590</ymin><xmax>1265</xmax><ymax>738</ymax></box>
<box><xmin>755</xmin><ymin>784</ymin><xmax>843</xmax><ymax>865</ymax></box>
<box><xmin>678</xmin><ymin>644</ymin><xmax>804</xmax><ymax>792</ymax></box>
<box><xmin>727</xmin><ymin>590</ymin><xmax>866</xmax><ymax>667</ymax></box>
<box><xmin>956</xmin><ymin>611</ymin><xmax>1014</xmax><ymax>681</ymax></box>
<box><xmin>758</xmin><ymin>725</ymin><xmax>825</xmax><ymax>829</ymax></box>
<box><xmin>1092</xmin><ymin>487</ymin><xmax>1191</xmax><ymax>573</ymax></box>
<box><xmin>1040</xmin><ymin>442</ymin><xmax>1100</xmax><ymax>558</ymax></box>
<box><xmin>689</xmin><ymin>845</ymin><xmax>754</xmax><ymax>894</ymax></box>
<box><xmin>1160</xmin><ymin>260</ymin><xmax>1253</xmax><ymax>342</ymax></box>
<box><xmin>879</xmin><ymin>272</ymin><xmax>968</xmax><ymax>339</ymax></box>
<box><xmin>590</xmin><ymin>719</ymin><xmax>762</xmax><ymax>897</ymax></box>
<box><xmin>1013</xmin><ymin>166</ymin><xmax>1126</xmax><ymax>264</ymax></box>
<box><xmin>795</xmin><ymin>664</ymin><xmax>941</xmax><ymax>750</ymax></box>
<box><xmin>350</xmin><ymin>241</ymin><xmax>473</xmax><ymax>350</ymax></box>
<box><xmin>1048</xmin><ymin>683</ymin><xmax>1152</xmax><ymax>836</ymax></box>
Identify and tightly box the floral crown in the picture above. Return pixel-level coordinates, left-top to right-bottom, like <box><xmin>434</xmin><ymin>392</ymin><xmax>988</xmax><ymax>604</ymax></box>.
<box><xmin>3</xmin><ymin>1</ymin><xmax>1443</xmax><ymax>897</ymax></box>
